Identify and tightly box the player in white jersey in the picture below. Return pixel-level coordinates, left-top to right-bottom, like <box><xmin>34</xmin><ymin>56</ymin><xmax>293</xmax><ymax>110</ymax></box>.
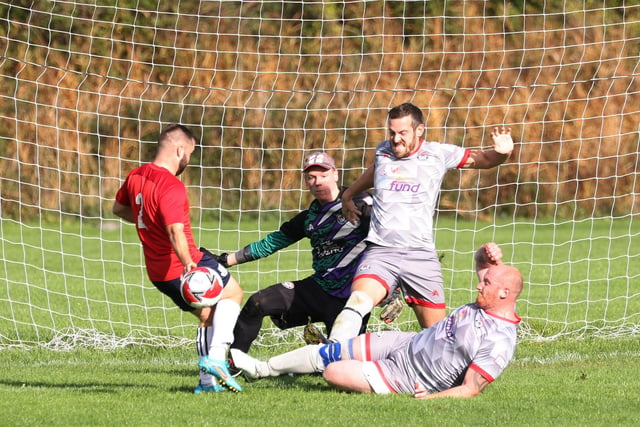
<box><xmin>231</xmin><ymin>243</ymin><xmax>522</xmax><ymax>399</ymax></box>
<box><xmin>329</xmin><ymin>102</ymin><xmax>515</xmax><ymax>341</ymax></box>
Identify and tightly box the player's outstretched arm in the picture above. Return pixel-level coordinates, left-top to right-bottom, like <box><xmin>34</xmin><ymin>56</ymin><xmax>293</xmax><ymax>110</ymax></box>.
<box><xmin>413</xmin><ymin>368</ymin><xmax>490</xmax><ymax>399</ymax></box>
<box><xmin>342</xmin><ymin>164</ymin><xmax>375</xmax><ymax>224</ymax></box>
<box><xmin>221</xmin><ymin>226</ymin><xmax>301</xmax><ymax>268</ymax></box>
<box><xmin>461</xmin><ymin>127</ymin><xmax>514</xmax><ymax>169</ymax></box>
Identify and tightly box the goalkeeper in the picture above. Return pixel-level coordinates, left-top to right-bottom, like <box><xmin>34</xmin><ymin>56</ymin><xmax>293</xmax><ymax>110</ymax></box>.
<box><xmin>217</xmin><ymin>152</ymin><xmax>388</xmax><ymax>354</ymax></box>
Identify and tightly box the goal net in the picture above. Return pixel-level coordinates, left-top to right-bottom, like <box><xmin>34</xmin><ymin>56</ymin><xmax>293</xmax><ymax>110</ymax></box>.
<box><xmin>1</xmin><ymin>1</ymin><xmax>639</xmax><ymax>350</ymax></box>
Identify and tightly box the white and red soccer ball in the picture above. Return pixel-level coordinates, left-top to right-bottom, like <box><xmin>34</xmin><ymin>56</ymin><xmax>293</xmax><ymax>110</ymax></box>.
<box><xmin>180</xmin><ymin>266</ymin><xmax>224</xmax><ymax>309</ymax></box>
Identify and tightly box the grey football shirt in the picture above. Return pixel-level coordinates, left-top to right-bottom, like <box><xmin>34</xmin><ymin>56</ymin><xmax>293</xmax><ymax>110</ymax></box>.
<box><xmin>367</xmin><ymin>140</ymin><xmax>468</xmax><ymax>249</ymax></box>
<box><xmin>408</xmin><ymin>303</ymin><xmax>520</xmax><ymax>392</ymax></box>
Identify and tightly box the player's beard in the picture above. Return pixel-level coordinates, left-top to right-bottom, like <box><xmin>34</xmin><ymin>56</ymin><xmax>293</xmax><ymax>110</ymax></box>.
<box><xmin>175</xmin><ymin>157</ymin><xmax>189</xmax><ymax>176</ymax></box>
<box><xmin>392</xmin><ymin>135</ymin><xmax>420</xmax><ymax>158</ymax></box>
<box><xmin>476</xmin><ymin>291</ymin><xmax>495</xmax><ymax>311</ymax></box>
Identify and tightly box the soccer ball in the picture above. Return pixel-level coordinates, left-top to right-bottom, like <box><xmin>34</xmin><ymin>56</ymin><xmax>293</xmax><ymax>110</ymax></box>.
<box><xmin>180</xmin><ymin>267</ymin><xmax>224</xmax><ymax>309</ymax></box>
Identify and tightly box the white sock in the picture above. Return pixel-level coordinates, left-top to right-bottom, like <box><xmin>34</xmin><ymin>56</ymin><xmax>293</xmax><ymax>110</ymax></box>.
<box><xmin>209</xmin><ymin>298</ymin><xmax>241</xmax><ymax>360</ymax></box>
<box><xmin>196</xmin><ymin>326</ymin><xmax>214</xmax><ymax>384</ymax></box>
<box><xmin>328</xmin><ymin>291</ymin><xmax>374</xmax><ymax>342</ymax></box>
<box><xmin>231</xmin><ymin>344</ymin><xmax>345</xmax><ymax>378</ymax></box>
<box><xmin>230</xmin><ymin>348</ymin><xmax>270</xmax><ymax>378</ymax></box>
<box><xmin>266</xmin><ymin>344</ymin><xmax>325</xmax><ymax>376</ymax></box>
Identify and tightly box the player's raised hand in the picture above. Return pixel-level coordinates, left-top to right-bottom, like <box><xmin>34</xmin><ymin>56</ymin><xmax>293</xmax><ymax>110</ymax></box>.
<box><xmin>475</xmin><ymin>242</ymin><xmax>503</xmax><ymax>279</ymax></box>
<box><xmin>477</xmin><ymin>242</ymin><xmax>503</xmax><ymax>266</ymax></box>
<box><xmin>491</xmin><ymin>127</ymin><xmax>514</xmax><ymax>155</ymax></box>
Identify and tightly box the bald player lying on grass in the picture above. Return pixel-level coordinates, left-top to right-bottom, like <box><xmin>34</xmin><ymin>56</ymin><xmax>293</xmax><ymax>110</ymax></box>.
<box><xmin>231</xmin><ymin>243</ymin><xmax>523</xmax><ymax>399</ymax></box>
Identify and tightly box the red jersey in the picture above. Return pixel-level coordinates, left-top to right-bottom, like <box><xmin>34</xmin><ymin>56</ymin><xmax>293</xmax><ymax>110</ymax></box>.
<box><xmin>115</xmin><ymin>163</ymin><xmax>202</xmax><ymax>281</ymax></box>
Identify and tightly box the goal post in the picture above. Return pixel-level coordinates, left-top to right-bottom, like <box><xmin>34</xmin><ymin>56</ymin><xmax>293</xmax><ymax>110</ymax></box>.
<box><xmin>1</xmin><ymin>1</ymin><xmax>639</xmax><ymax>349</ymax></box>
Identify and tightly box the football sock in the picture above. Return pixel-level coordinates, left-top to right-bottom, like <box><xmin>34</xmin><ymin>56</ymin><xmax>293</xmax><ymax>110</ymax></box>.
<box><xmin>196</xmin><ymin>326</ymin><xmax>214</xmax><ymax>384</ymax></box>
<box><xmin>232</xmin><ymin>342</ymin><xmax>353</xmax><ymax>378</ymax></box>
<box><xmin>328</xmin><ymin>291</ymin><xmax>374</xmax><ymax>342</ymax></box>
<box><xmin>196</xmin><ymin>326</ymin><xmax>212</xmax><ymax>358</ymax></box>
<box><xmin>210</xmin><ymin>298</ymin><xmax>241</xmax><ymax>360</ymax></box>
<box><xmin>266</xmin><ymin>344</ymin><xmax>325</xmax><ymax>375</ymax></box>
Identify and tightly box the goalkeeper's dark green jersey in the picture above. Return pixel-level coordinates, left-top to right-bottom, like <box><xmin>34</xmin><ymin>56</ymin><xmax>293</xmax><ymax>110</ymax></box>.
<box><xmin>242</xmin><ymin>188</ymin><xmax>372</xmax><ymax>298</ymax></box>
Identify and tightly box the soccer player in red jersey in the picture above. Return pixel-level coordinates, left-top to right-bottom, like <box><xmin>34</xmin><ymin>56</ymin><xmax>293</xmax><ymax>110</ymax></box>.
<box><xmin>113</xmin><ymin>124</ymin><xmax>243</xmax><ymax>393</ymax></box>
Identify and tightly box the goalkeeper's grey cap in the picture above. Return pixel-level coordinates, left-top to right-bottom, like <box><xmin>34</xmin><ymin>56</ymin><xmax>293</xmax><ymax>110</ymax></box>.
<box><xmin>303</xmin><ymin>152</ymin><xmax>336</xmax><ymax>172</ymax></box>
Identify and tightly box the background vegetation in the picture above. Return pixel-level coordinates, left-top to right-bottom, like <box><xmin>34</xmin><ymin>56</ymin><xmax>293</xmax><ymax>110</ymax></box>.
<box><xmin>1</xmin><ymin>1</ymin><xmax>638</xmax><ymax>221</ymax></box>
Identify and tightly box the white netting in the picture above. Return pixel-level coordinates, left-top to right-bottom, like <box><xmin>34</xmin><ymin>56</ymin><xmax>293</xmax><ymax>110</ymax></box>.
<box><xmin>1</xmin><ymin>1</ymin><xmax>639</xmax><ymax>349</ymax></box>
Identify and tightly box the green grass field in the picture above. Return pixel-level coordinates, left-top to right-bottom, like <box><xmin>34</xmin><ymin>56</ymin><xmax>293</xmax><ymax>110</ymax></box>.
<box><xmin>1</xmin><ymin>338</ymin><xmax>639</xmax><ymax>426</ymax></box>
<box><xmin>1</xmin><ymin>217</ymin><xmax>639</xmax><ymax>425</ymax></box>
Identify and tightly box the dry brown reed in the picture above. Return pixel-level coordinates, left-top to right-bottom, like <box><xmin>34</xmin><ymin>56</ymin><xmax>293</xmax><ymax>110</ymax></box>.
<box><xmin>0</xmin><ymin>2</ymin><xmax>638</xmax><ymax>220</ymax></box>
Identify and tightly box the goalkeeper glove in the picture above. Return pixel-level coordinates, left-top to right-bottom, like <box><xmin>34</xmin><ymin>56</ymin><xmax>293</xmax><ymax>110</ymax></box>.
<box><xmin>214</xmin><ymin>253</ymin><xmax>229</xmax><ymax>268</ymax></box>
<box><xmin>199</xmin><ymin>247</ymin><xmax>229</xmax><ymax>268</ymax></box>
<box><xmin>379</xmin><ymin>288</ymin><xmax>404</xmax><ymax>323</ymax></box>
<box><xmin>303</xmin><ymin>317</ymin><xmax>328</xmax><ymax>344</ymax></box>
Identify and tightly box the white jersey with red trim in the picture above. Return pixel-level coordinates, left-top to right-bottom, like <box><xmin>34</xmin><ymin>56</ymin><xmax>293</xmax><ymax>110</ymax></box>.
<box><xmin>408</xmin><ymin>303</ymin><xmax>520</xmax><ymax>392</ymax></box>
<box><xmin>367</xmin><ymin>139</ymin><xmax>469</xmax><ymax>249</ymax></box>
